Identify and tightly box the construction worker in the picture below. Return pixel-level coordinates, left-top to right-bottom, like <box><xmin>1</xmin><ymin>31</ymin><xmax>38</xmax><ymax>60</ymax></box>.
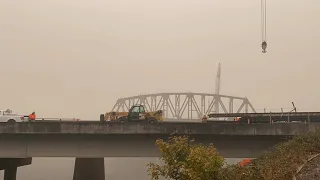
<box><xmin>28</xmin><ymin>112</ymin><xmax>36</xmax><ymax>121</ymax></box>
<box><xmin>202</xmin><ymin>115</ymin><xmax>207</xmax><ymax>123</ymax></box>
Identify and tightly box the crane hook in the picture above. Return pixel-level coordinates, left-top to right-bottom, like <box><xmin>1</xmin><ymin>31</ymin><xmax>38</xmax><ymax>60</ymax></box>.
<box><xmin>261</xmin><ymin>41</ymin><xmax>267</xmax><ymax>53</ymax></box>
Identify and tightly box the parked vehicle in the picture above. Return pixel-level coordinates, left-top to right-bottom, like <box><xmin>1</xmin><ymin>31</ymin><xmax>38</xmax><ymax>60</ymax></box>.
<box><xmin>0</xmin><ymin>109</ymin><xmax>25</xmax><ymax>123</ymax></box>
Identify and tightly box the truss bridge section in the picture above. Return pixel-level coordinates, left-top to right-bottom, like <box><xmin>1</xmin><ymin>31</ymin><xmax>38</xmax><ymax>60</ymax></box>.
<box><xmin>111</xmin><ymin>93</ymin><xmax>256</xmax><ymax>120</ymax></box>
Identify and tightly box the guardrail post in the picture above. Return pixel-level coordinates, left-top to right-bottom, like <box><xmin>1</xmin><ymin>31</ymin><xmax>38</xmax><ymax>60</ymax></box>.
<box><xmin>308</xmin><ymin>112</ymin><xmax>310</xmax><ymax>124</ymax></box>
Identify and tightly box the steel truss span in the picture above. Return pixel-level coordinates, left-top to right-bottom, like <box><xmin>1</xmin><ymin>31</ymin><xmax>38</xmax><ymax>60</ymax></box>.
<box><xmin>111</xmin><ymin>93</ymin><xmax>256</xmax><ymax>120</ymax></box>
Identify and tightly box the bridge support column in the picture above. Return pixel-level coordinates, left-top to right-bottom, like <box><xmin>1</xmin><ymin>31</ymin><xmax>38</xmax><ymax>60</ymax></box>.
<box><xmin>0</xmin><ymin>158</ymin><xmax>32</xmax><ymax>180</ymax></box>
<box><xmin>73</xmin><ymin>158</ymin><xmax>105</xmax><ymax>180</ymax></box>
<box><xmin>4</xmin><ymin>167</ymin><xmax>17</xmax><ymax>180</ymax></box>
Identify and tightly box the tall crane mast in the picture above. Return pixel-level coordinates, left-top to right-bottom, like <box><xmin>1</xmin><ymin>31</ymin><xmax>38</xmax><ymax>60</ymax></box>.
<box><xmin>214</xmin><ymin>63</ymin><xmax>221</xmax><ymax>114</ymax></box>
<box><xmin>215</xmin><ymin>63</ymin><xmax>221</xmax><ymax>95</ymax></box>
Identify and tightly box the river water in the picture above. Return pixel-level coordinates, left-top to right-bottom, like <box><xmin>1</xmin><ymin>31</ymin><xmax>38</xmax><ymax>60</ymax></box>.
<box><xmin>0</xmin><ymin>158</ymin><xmax>243</xmax><ymax>180</ymax></box>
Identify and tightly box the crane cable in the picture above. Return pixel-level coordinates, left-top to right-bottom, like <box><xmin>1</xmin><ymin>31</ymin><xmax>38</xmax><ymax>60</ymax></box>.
<box><xmin>261</xmin><ymin>0</ymin><xmax>267</xmax><ymax>53</ymax></box>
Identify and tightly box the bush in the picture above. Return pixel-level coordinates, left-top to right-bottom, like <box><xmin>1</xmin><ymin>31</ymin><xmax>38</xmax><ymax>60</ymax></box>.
<box><xmin>219</xmin><ymin>163</ymin><xmax>261</xmax><ymax>180</ymax></box>
<box><xmin>147</xmin><ymin>135</ymin><xmax>224</xmax><ymax>180</ymax></box>
<box><xmin>148</xmin><ymin>131</ymin><xmax>320</xmax><ymax>180</ymax></box>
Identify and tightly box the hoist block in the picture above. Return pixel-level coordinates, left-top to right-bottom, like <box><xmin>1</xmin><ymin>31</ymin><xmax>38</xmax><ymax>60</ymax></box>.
<box><xmin>261</xmin><ymin>41</ymin><xmax>267</xmax><ymax>53</ymax></box>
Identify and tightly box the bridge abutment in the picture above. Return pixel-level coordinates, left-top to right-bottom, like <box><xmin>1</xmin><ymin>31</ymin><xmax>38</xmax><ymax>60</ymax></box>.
<box><xmin>73</xmin><ymin>158</ymin><xmax>105</xmax><ymax>180</ymax></box>
<box><xmin>0</xmin><ymin>158</ymin><xmax>32</xmax><ymax>180</ymax></box>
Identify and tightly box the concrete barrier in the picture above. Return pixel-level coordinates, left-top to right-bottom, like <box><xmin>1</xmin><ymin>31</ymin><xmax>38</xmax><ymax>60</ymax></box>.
<box><xmin>0</xmin><ymin>122</ymin><xmax>319</xmax><ymax>135</ymax></box>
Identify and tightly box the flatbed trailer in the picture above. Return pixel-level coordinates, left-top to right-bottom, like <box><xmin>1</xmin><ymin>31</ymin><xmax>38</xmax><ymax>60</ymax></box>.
<box><xmin>207</xmin><ymin>112</ymin><xmax>320</xmax><ymax>123</ymax></box>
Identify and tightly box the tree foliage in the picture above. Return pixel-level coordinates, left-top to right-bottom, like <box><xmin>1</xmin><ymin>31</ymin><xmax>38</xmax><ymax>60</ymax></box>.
<box><xmin>219</xmin><ymin>163</ymin><xmax>261</xmax><ymax>180</ymax></box>
<box><xmin>147</xmin><ymin>131</ymin><xmax>320</xmax><ymax>180</ymax></box>
<box><xmin>147</xmin><ymin>135</ymin><xmax>224</xmax><ymax>180</ymax></box>
<box><xmin>253</xmin><ymin>131</ymin><xmax>320</xmax><ymax>180</ymax></box>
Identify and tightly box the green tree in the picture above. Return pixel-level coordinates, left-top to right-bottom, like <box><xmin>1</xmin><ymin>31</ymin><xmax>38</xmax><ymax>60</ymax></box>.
<box><xmin>147</xmin><ymin>135</ymin><xmax>225</xmax><ymax>180</ymax></box>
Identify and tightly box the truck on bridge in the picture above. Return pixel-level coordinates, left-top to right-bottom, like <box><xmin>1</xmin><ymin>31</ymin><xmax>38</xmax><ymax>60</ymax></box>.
<box><xmin>0</xmin><ymin>109</ymin><xmax>81</xmax><ymax>123</ymax></box>
<box><xmin>100</xmin><ymin>105</ymin><xmax>163</xmax><ymax>123</ymax></box>
<box><xmin>0</xmin><ymin>109</ymin><xmax>25</xmax><ymax>123</ymax></box>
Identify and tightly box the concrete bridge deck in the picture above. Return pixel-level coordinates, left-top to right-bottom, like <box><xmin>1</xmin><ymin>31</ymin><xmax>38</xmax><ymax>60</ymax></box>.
<box><xmin>1</xmin><ymin>122</ymin><xmax>315</xmax><ymax>158</ymax></box>
<box><xmin>0</xmin><ymin>122</ymin><xmax>318</xmax><ymax>180</ymax></box>
<box><xmin>0</xmin><ymin>121</ymin><xmax>319</xmax><ymax>135</ymax></box>
<box><xmin>0</xmin><ymin>134</ymin><xmax>290</xmax><ymax>158</ymax></box>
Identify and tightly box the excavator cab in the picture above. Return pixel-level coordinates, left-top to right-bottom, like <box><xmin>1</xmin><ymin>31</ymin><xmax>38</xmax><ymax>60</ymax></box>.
<box><xmin>101</xmin><ymin>105</ymin><xmax>162</xmax><ymax>123</ymax></box>
<box><xmin>128</xmin><ymin>105</ymin><xmax>162</xmax><ymax>123</ymax></box>
<box><xmin>128</xmin><ymin>105</ymin><xmax>145</xmax><ymax>121</ymax></box>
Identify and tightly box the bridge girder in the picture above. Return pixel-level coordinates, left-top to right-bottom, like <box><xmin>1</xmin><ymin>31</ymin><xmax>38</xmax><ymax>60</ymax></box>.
<box><xmin>111</xmin><ymin>93</ymin><xmax>256</xmax><ymax>120</ymax></box>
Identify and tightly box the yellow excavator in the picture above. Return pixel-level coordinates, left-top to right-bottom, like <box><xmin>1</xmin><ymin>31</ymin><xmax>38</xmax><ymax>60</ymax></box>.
<box><xmin>100</xmin><ymin>105</ymin><xmax>163</xmax><ymax>123</ymax></box>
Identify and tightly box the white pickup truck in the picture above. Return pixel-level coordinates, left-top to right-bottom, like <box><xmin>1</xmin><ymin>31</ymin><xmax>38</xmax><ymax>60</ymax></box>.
<box><xmin>0</xmin><ymin>109</ymin><xmax>25</xmax><ymax>123</ymax></box>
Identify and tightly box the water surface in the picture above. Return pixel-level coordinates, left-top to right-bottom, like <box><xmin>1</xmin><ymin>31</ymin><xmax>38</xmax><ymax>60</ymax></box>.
<box><xmin>0</xmin><ymin>158</ymin><xmax>243</xmax><ymax>180</ymax></box>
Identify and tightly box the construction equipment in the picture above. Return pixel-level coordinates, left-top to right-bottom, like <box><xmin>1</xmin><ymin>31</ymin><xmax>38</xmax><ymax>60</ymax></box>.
<box><xmin>100</xmin><ymin>105</ymin><xmax>163</xmax><ymax>123</ymax></box>
<box><xmin>204</xmin><ymin>111</ymin><xmax>320</xmax><ymax>123</ymax></box>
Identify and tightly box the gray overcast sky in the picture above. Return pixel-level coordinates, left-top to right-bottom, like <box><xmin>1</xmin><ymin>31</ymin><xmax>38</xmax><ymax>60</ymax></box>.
<box><xmin>0</xmin><ymin>0</ymin><xmax>319</xmax><ymax>119</ymax></box>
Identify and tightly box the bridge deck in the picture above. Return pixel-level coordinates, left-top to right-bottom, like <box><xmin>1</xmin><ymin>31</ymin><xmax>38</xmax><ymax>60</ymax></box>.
<box><xmin>0</xmin><ymin>134</ymin><xmax>290</xmax><ymax>158</ymax></box>
<box><xmin>0</xmin><ymin>122</ymin><xmax>319</xmax><ymax>136</ymax></box>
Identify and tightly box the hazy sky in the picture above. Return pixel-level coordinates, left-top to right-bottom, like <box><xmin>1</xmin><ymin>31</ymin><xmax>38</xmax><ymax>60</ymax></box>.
<box><xmin>0</xmin><ymin>0</ymin><xmax>319</xmax><ymax>119</ymax></box>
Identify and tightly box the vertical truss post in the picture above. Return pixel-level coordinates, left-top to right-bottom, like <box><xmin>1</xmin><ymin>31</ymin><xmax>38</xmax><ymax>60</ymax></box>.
<box><xmin>175</xmin><ymin>95</ymin><xmax>180</xmax><ymax>118</ymax></box>
<box><xmin>245</xmin><ymin>99</ymin><xmax>249</xmax><ymax>113</ymax></box>
<box><xmin>163</xmin><ymin>94</ymin><xmax>169</xmax><ymax>119</ymax></box>
<box><xmin>201</xmin><ymin>95</ymin><xmax>205</xmax><ymax>116</ymax></box>
<box><xmin>187</xmin><ymin>94</ymin><xmax>192</xmax><ymax>119</ymax></box>
<box><xmin>229</xmin><ymin>98</ymin><xmax>234</xmax><ymax>113</ymax></box>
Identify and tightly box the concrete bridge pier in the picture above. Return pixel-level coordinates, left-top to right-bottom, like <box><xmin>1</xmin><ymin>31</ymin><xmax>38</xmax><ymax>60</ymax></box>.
<box><xmin>0</xmin><ymin>158</ymin><xmax>32</xmax><ymax>180</ymax></box>
<box><xmin>4</xmin><ymin>167</ymin><xmax>17</xmax><ymax>180</ymax></box>
<box><xmin>73</xmin><ymin>158</ymin><xmax>105</xmax><ymax>180</ymax></box>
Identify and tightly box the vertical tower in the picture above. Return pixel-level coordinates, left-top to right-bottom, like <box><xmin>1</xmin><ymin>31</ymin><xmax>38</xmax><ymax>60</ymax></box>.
<box><xmin>214</xmin><ymin>63</ymin><xmax>221</xmax><ymax>114</ymax></box>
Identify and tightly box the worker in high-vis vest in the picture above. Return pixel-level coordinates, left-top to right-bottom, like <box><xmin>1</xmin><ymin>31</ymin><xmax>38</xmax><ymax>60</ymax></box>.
<box><xmin>202</xmin><ymin>115</ymin><xmax>207</xmax><ymax>123</ymax></box>
<box><xmin>28</xmin><ymin>112</ymin><xmax>36</xmax><ymax>121</ymax></box>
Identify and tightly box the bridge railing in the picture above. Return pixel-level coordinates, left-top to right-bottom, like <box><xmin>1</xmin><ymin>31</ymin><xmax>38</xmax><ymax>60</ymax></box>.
<box><xmin>22</xmin><ymin>117</ymin><xmax>81</xmax><ymax>122</ymax></box>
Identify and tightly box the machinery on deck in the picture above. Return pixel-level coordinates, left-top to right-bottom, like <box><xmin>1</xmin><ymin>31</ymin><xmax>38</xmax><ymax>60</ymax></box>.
<box><xmin>100</xmin><ymin>105</ymin><xmax>163</xmax><ymax>123</ymax></box>
<box><xmin>202</xmin><ymin>102</ymin><xmax>320</xmax><ymax>123</ymax></box>
<box><xmin>204</xmin><ymin>111</ymin><xmax>320</xmax><ymax>123</ymax></box>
